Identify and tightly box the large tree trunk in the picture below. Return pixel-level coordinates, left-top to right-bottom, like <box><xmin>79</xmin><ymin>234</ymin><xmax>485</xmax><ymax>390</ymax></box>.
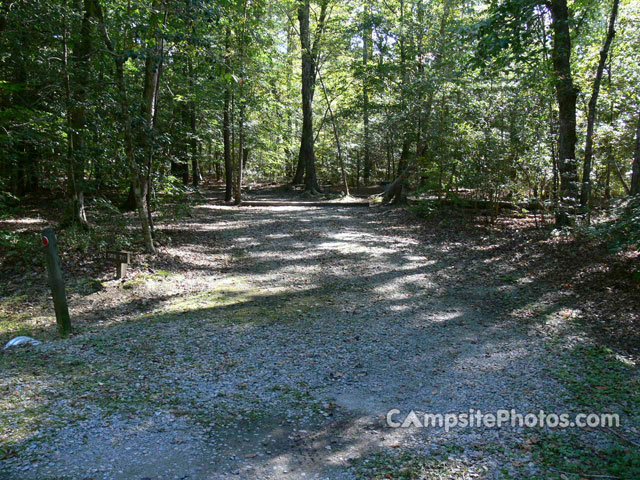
<box><xmin>293</xmin><ymin>150</ymin><xmax>305</xmax><ymax>185</ymax></box>
<box><xmin>296</xmin><ymin>0</ymin><xmax>327</xmax><ymax>194</ymax></box>
<box><xmin>580</xmin><ymin>0</ymin><xmax>619</xmax><ymax>207</ymax></box>
<box><xmin>298</xmin><ymin>0</ymin><xmax>319</xmax><ymax>193</ymax></box>
<box><xmin>549</xmin><ymin>0</ymin><xmax>579</xmax><ymax>225</ymax></box>
<box><xmin>631</xmin><ymin>111</ymin><xmax>640</xmax><ymax>196</ymax></box>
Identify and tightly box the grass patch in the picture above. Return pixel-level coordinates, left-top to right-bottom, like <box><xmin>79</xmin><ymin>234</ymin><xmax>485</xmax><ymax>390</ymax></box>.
<box><xmin>352</xmin><ymin>449</ymin><xmax>477</xmax><ymax>480</ymax></box>
<box><xmin>0</xmin><ymin>294</ymin><xmax>54</xmax><ymax>346</ymax></box>
<box><xmin>159</xmin><ymin>278</ymin><xmax>330</xmax><ymax>325</ymax></box>
<box><xmin>121</xmin><ymin>270</ymin><xmax>180</xmax><ymax>290</ymax></box>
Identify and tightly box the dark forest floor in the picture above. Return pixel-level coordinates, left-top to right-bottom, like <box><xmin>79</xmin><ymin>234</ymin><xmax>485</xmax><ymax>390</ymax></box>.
<box><xmin>1</xmin><ymin>184</ymin><xmax>639</xmax><ymax>479</ymax></box>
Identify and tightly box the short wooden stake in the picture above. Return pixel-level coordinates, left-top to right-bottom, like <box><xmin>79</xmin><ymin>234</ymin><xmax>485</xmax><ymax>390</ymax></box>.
<box><xmin>106</xmin><ymin>251</ymin><xmax>131</xmax><ymax>279</ymax></box>
<box><xmin>117</xmin><ymin>262</ymin><xmax>127</xmax><ymax>279</ymax></box>
<box><xmin>41</xmin><ymin>228</ymin><xmax>72</xmax><ymax>336</ymax></box>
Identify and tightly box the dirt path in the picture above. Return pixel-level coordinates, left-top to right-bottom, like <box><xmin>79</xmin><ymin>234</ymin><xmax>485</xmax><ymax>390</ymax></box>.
<box><xmin>0</xmin><ymin>189</ymin><xmax>629</xmax><ymax>479</ymax></box>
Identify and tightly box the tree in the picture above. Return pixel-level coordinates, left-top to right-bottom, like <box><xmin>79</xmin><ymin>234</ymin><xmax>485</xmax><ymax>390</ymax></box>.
<box><xmin>548</xmin><ymin>0</ymin><xmax>579</xmax><ymax>225</ymax></box>
<box><xmin>361</xmin><ymin>1</ymin><xmax>372</xmax><ymax>185</ymax></box>
<box><xmin>294</xmin><ymin>0</ymin><xmax>328</xmax><ymax>194</ymax></box>
<box><xmin>580</xmin><ymin>0</ymin><xmax>620</xmax><ymax>207</ymax></box>
<box><xmin>94</xmin><ymin>0</ymin><xmax>166</xmax><ymax>253</ymax></box>
<box><xmin>223</xmin><ymin>26</ymin><xmax>234</xmax><ymax>202</ymax></box>
<box><xmin>66</xmin><ymin>0</ymin><xmax>95</xmax><ymax>228</ymax></box>
<box><xmin>478</xmin><ymin>0</ymin><xmax>580</xmax><ymax>225</ymax></box>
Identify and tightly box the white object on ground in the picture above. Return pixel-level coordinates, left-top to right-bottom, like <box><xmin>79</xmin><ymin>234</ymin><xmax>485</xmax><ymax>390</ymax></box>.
<box><xmin>3</xmin><ymin>336</ymin><xmax>42</xmax><ymax>350</ymax></box>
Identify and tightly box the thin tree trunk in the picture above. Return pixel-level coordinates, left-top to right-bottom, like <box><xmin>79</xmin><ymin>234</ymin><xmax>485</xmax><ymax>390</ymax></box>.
<box><xmin>223</xmin><ymin>26</ymin><xmax>233</xmax><ymax>202</ymax></box>
<box><xmin>235</xmin><ymin>104</ymin><xmax>245</xmax><ymax>204</ymax></box>
<box><xmin>539</xmin><ymin>9</ymin><xmax>559</xmax><ymax>204</ymax></box>
<box><xmin>386</xmin><ymin>138</ymin><xmax>392</xmax><ymax>181</ymax></box>
<box><xmin>66</xmin><ymin>0</ymin><xmax>93</xmax><ymax>228</ymax></box>
<box><xmin>631</xmin><ymin>111</ymin><xmax>640</xmax><ymax>196</ymax></box>
<box><xmin>190</xmin><ymin>112</ymin><xmax>199</xmax><ymax>187</ymax></box>
<box><xmin>362</xmin><ymin>1</ymin><xmax>372</xmax><ymax>185</ymax></box>
<box><xmin>234</xmin><ymin>0</ymin><xmax>249</xmax><ymax>204</ymax></box>
<box><xmin>93</xmin><ymin>0</ymin><xmax>157</xmax><ymax>253</ymax></box>
<box><xmin>138</xmin><ymin>0</ymin><xmax>165</xmax><ymax>246</ymax></box>
<box><xmin>604</xmin><ymin>147</ymin><xmax>611</xmax><ymax>199</ymax></box>
<box><xmin>317</xmin><ymin>70</ymin><xmax>349</xmax><ymax>196</ymax></box>
<box><xmin>580</xmin><ymin>0</ymin><xmax>619</xmax><ymax>207</ymax></box>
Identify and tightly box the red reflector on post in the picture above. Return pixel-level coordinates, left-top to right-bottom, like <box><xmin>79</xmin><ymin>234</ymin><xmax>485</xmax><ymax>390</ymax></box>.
<box><xmin>42</xmin><ymin>236</ymin><xmax>49</xmax><ymax>247</ymax></box>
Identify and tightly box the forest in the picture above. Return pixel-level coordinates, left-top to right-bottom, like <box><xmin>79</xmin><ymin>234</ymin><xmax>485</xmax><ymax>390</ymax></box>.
<box><xmin>1</xmin><ymin>0</ymin><xmax>638</xmax><ymax>242</ymax></box>
<box><xmin>1</xmin><ymin>0</ymin><xmax>640</xmax><ymax>479</ymax></box>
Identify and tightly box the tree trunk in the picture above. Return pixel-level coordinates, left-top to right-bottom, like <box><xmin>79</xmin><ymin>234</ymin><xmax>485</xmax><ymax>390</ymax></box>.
<box><xmin>549</xmin><ymin>0</ymin><xmax>579</xmax><ymax>225</ymax></box>
<box><xmin>385</xmin><ymin>137</ymin><xmax>411</xmax><ymax>203</ymax></box>
<box><xmin>384</xmin><ymin>139</ymin><xmax>412</xmax><ymax>203</ymax></box>
<box><xmin>580</xmin><ymin>0</ymin><xmax>619</xmax><ymax>207</ymax></box>
<box><xmin>631</xmin><ymin>111</ymin><xmax>640</xmax><ymax>196</ymax></box>
<box><xmin>67</xmin><ymin>0</ymin><xmax>93</xmax><ymax>228</ymax></box>
<box><xmin>234</xmin><ymin>0</ymin><xmax>249</xmax><ymax>205</ymax></box>
<box><xmin>298</xmin><ymin>0</ymin><xmax>318</xmax><ymax>193</ymax></box>
<box><xmin>93</xmin><ymin>0</ymin><xmax>158</xmax><ymax>253</ymax></box>
<box><xmin>223</xmin><ymin>27</ymin><xmax>233</xmax><ymax>202</ymax></box>
<box><xmin>297</xmin><ymin>0</ymin><xmax>327</xmax><ymax>194</ymax></box>
<box><xmin>293</xmin><ymin>148</ymin><xmax>306</xmax><ymax>185</ymax></box>
<box><xmin>137</xmin><ymin>0</ymin><xmax>165</xmax><ymax>248</ymax></box>
<box><xmin>190</xmin><ymin>103</ymin><xmax>199</xmax><ymax>187</ymax></box>
<box><xmin>362</xmin><ymin>1</ymin><xmax>372</xmax><ymax>185</ymax></box>
<box><xmin>318</xmin><ymin>71</ymin><xmax>349</xmax><ymax>196</ymax></box>
<box><xmin>235</xmin><ymin>104</ymin><xmax>245</xmax><ymax>204</ymax></box>
<box><xmin>188</xmin><ymin>61</ymin><xmax>200</xmax><ymax>188</ymax></box>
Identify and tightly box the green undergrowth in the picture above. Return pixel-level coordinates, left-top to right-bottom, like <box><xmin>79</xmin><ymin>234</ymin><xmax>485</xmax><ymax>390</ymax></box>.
<box><xmin>154</xmin><ymin>176</ymin><xmax>204</xmax><ymax>219</ymax></box>
<box><xmin>578</xmin><ymin>196</ymin><xmax>640</xmax><ymax>253</ymax></box>
<box><xmin>523</xmin><ymin>344</ymin><xmax>640</xmax><ymax>479</ymax></box>
<box><xmin>523</xmin><ymin>430</ymin><xmax>640</xmax><ymax>479</ymax></box>
<box><xmin>553</xmin><ymin>345</ymin><xmax>639</xmax><ymax>413</ymax></box>
<box><xmin>0</xmin><ymin>230</ymin><xmax>42</xmax><ymax>268</ymax></box>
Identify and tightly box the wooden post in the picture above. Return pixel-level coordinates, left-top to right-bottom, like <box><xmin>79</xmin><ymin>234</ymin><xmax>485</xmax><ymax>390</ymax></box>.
<box><xmin>41</xmin><ymin>228</ymin><xmax>72</xmax><ymax>336</ymax></box>
<box><xmin>118</xmin><ymin>261</ymin><xmax>127</xmax><ymax>279</ymax></box>
<box><xmin>106</xmin><ymin>251</ymin><xmax>131</xmax><ymax>279</ymax></box>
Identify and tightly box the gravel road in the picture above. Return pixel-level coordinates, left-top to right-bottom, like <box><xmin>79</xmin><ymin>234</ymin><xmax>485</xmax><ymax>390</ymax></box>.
<box><xmin>1</xmin><ymin>191</ymin><xmax>624</xmax><ymax>479</ymax></box>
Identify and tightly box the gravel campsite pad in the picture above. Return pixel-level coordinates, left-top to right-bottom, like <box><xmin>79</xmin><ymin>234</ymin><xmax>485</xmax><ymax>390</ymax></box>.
<box><xmin>1</xmin><ymin>190</ymin><xmax>638</xmax><ymax>479</ymax></box>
